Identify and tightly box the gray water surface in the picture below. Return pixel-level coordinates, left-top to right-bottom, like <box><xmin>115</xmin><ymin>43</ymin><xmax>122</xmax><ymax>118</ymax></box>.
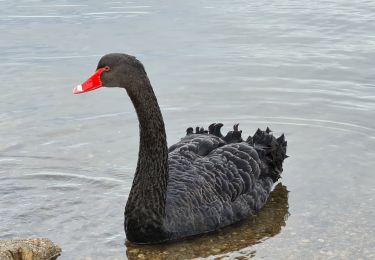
<box><xmin>1</xmin><ymin>0</ymin><xmax>375</xmax><ymax>259</ymax></box>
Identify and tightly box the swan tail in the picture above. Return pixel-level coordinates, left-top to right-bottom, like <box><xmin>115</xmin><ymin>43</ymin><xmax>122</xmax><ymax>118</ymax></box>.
<box><xmin>248</xmin><ymin>128</ymin><xmax>288</xmax><ymax>182</ymax></box>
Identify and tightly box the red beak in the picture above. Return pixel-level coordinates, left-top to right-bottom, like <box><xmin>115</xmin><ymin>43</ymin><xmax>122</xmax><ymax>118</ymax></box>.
<box><xmin>73</xmin><ymin>68</ymin><xmax>106</xmax><ymax>94</ymax></box>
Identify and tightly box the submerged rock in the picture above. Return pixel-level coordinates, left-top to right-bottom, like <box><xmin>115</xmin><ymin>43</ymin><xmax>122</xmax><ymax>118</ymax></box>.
<box><xmin>0</xmin><ymin>238</ymin><xmax>61</xmax><ymax>260</ymax></box>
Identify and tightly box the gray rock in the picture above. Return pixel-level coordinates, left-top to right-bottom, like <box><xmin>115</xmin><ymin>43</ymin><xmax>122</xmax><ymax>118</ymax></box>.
<box><xmin>0</xmin><ymin>238</ymin><xmax>61</xmax><ymax>260</ymax></box>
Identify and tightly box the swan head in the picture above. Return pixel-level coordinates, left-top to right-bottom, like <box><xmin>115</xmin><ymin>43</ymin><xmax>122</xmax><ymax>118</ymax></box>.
<box><xmin>73</xmin><ymin>53</ymin><xmax>147</xmax><ymax>94</ymax></box>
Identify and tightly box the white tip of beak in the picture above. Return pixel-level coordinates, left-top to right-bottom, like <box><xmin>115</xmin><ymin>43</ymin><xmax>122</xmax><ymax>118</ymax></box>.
<box><xmin>73</xmin><ymin>84</ymin><xmax>83</xmax><ymax>94</ymax></box>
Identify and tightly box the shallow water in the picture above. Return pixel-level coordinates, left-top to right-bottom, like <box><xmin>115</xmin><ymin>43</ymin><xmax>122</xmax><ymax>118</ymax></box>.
<box><xmin>1</xmin><ymin>0</ymin><xmax>375</xmax><ymax>259</ymax></box>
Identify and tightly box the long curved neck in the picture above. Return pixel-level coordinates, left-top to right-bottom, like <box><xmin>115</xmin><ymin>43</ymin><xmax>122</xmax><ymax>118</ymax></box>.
<box><xmin>124</xmin><ymin>76</ymin><xmax>169</xmax><ymax>239</ymax></box>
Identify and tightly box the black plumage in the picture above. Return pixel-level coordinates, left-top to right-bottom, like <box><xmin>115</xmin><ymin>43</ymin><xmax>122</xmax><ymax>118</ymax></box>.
<box><xmin>75</xmin><ymin>53</ymin><xmax>288</xmax><ymax>244</ymax></box>
<box><xmin>165</xmin><ymin>125</ymin><xmax>287</xmax><ymax>240</ymax></box>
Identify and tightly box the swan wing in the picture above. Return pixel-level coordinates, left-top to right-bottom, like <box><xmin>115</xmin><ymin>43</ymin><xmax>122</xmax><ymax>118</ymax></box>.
<box><xmin>165</xmin><ymin>135</ymin><xmax>271</xmax><ymax>237</ymax></box>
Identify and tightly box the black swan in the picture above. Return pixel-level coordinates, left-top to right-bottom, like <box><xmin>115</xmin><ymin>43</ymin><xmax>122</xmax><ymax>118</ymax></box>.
<box><xmin>73</xmin><ymin>53</ymin><xmax>288</xmax><ymax>244</ymax></box>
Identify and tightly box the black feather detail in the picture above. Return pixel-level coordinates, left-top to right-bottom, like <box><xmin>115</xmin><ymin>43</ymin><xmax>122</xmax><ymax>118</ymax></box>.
<box><xmin>252</xmin><ymin>128</ymin><xmax>287</xmax><ymax>182</ymax></box>
<box><xmin>224</xmin><ymin>123</ymin><xmax>244</xmax><ymax>143</ymax></box>
<box><xmin>213</xmin><ymin>123</ymin><xmax>224</xmax><ymax>137</ymax></box>
<box><xmin>164</xmin><ymin>123</ymin><xmax>287</xmax><ymax>240</ymax></box>
<box><xmin>208</xmin><ymin>123</ymin><xmax>216</xmax><ymax>134</ymax></box>
<box><xmin>186</xmin><ymin>127</ymin><xmax>194</xmax><ymax>136</ymax></box>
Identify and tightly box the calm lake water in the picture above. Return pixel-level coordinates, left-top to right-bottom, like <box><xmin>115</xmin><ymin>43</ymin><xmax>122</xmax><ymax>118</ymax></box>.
<box><xmin>1</xmin><ymin>0</ymin><xmax>375</xmax><ymax>259</ymax></box>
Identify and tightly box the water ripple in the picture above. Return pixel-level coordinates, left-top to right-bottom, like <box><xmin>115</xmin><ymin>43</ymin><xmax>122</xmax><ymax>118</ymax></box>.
<box><xmin>23</xmin><ymin>171</ymin><xmax>124</xmax><ymax>184</ymax></box>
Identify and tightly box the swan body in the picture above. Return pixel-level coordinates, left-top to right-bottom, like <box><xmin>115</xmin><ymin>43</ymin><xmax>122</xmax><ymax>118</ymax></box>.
<box><xmin>74</xmin><ymin>53</ymin><xmax>287</xmax><ymax>244</ymax></box>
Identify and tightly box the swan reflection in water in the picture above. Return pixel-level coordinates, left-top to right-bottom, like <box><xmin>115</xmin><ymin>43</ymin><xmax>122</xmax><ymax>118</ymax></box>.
<box><xmin>126</xmin><ymin>183</ymin><xmax>289</xmax><ymax>259</ymax></box>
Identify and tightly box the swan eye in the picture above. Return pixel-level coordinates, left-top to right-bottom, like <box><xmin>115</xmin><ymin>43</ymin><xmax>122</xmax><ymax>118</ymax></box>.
<box><xmin>103</xmin><ymin>66</ymin><xmax>111</xmax><ymax>71</ymax></box>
